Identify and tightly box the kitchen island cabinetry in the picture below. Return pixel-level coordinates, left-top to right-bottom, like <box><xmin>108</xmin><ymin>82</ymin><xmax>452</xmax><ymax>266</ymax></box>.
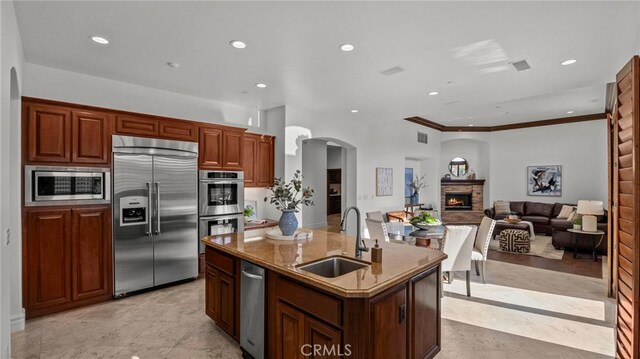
<box><xmin>202</xmin><ymin>230</ymin><xmax>445</xmax><ymax>359</ymax></box>
<box><xmin>204</xmin><ymin>247</ymin><xmax>240</xmax><ymax>340</ymax></box>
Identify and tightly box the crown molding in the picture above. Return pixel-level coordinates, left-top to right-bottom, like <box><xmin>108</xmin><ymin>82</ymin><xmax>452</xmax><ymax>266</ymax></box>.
<box><xmin>405</xmin><ymin>113</ymin><xmax>606</xmax><ymax>132</ymax></box>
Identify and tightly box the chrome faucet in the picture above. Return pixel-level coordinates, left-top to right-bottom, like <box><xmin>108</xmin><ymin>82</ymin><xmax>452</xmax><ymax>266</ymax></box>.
<box><xmin>340</xmin><ymin>206</ymin><xmax>369</xmax><ymax>259</ymax></box>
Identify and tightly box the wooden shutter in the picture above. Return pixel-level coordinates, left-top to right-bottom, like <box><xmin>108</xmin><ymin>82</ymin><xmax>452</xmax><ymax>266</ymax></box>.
<box><xmin>614</xmin><ymin>56</ymin><xmax>640</xmax><ymax>359</ymax></box>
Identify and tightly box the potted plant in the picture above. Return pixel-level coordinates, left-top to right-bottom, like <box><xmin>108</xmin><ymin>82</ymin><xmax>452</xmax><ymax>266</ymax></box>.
<box><xmin>264</xmin><ymin>170</ymin><xmax>314</xmax><ymax>236</ymax></box>
<box><xmin>409</xmin><ymin>175</ymin><xmax>427</xmax><ymax>204</ymax></box>
<box><xmin>243</xmin><ymin>206</ymin><xmax>254</xmax><ymax>222</ymax></box>
<box><xmin>573</xmin><ymin>217</ymin><xmax>582</xmax><ymax>230</ymax></box>
<box><xmin>508</xmin><ymin>211</ymin><xmax>519</xmax><ymax>220</ymax></box>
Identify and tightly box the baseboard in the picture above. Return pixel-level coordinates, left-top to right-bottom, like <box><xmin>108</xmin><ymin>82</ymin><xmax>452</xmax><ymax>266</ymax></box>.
<box><xmin>11</xmin><ymin>309</ymin><xmax>25</xmax><ymax>332</ymax></box>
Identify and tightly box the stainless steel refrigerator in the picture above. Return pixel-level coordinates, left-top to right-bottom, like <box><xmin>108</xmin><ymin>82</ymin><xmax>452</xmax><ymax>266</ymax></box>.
<box><xmin>112</xmin><ymin>135</ymin><xmax>198</xmax><ymax>297</ymax></box>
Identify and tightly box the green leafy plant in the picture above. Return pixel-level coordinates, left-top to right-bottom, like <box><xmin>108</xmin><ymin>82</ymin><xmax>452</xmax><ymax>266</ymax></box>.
<box><xmin>243</xmin><ymin>206</ymin><xmax>254</xmax><ymax>218</ymax></box>
<box><xmin>264</xmin><ymin>170</ymin><xmax>314</xmax><ymax>212</ymax></box>
<box><xmin>410</xmin><ymin>211</ymin><xmax>440</xmax><ymax>225</ymax></box>
<box><xmin>573</xmin><ymin>217</ymin><xmax>582</xmax><ymax>225</ymax></box>
<box><xmin>510</xmin><ymin>211</ymin><xmax>518</xmax><ymax>215</ymax></box>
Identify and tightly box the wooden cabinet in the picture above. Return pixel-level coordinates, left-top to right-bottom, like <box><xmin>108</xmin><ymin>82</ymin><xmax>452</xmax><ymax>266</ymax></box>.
<box><xmin>222</xmin><ymin>129</ymin><xmax>244</xmax><ymax>170</ymax></box>
<box><xmin>71</xmin><ymin>206</ymin><xmax>112</xmax><ymax>301</ymax></box>
<box><xmin>200</xmin><ymin>126</ymin><xmax>246</xmax><ymax>170</ymax></box>
<box><xmin>244</xmin><ymin>133</ymin><xmax>275</xmax><ymax>187</ymax></box>
<box><xmin>371</xmin><ymin>283</ymin><xmax>407</xmax><ymax>359</ymax></box>
<box><xmin>275</xmin><ymin>302</ymin><xmax>306</xmax><ymax>359</ymax></box>
<box><xmin>305</xmin><ymin>316</ymin><xmax>342</xmax><ymax>359</ymax></box>
<box><xmin>25</xmin><ymin>208</ymin><xmax>72</xmax><ymax>312</ymax></box>
<box><xmin>114</xmin><ymin>115</ymin><xmax>159</xmax><ymax>137</ymax></box>
<box><xmin>25</xmin><ymin>206</ymin><xmax>113</xmax><ymax>318</ymax></box>
<box><xmin>199</xmin><ymin>127</ymin><xmax>223</xmax><ymax>169</ymax></box>
<box><xmin>72</xmin><ymin>111</ymin><xmax>110</xmax><ymax>164</ymax></box>
<box><xmin>410</xmin><ymin>267</ymin><xmax>441</xmax><ymax>358</ymax></box>
<box><xmin>159</xmin><ymin>120</ymin><xmax>197</xmax><ymax>141</ymax></box>
<box><xmin>243</xmin><ymin>135</ymin><xmax>258</xmax><ymax>186</ymax></box>
<box><xmin>26</xmin><ymin>104</ymin><xmax>72</xmax><ymax>163</ymax></box>
<box><xmin>204</xmin><ymin>247</ymin><xmax>239</xmax><ymax>339</ymax></box>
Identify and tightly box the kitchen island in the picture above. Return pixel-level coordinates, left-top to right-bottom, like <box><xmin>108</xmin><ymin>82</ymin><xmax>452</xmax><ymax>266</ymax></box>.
<box><xmin>201</xmin><ymin>229</ymin><xmax>447</xmax><ymax>359</ymax></box>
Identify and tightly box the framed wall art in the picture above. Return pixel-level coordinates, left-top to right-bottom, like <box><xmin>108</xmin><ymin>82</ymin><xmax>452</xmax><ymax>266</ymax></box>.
<box><xmin>376</xmin><ymin>167</ymin><xmax>393</xmax><ymax>196</ymax></box>
<box><xmin>527</xmin><ymin>165</ymin><xmax>562</xmax><ymax>197</ymax></box>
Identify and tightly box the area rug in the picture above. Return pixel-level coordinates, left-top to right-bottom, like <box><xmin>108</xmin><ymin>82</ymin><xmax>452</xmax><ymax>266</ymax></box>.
<box><xmin>489</xmin><ymin>235</ymin><xmax>564</xmax><ymax>260</ymax></box>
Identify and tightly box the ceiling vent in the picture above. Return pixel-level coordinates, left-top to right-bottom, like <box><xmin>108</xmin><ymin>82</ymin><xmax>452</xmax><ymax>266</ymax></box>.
<box><xmin>417</xmin><ymin>132</ymin><xmax>428</xmax><ymax>144</ymax></box>
<box><xmin>510</xmin><ymin>59</ymin><xmax>531</xmax><ymax>72</ymax></box>
<box><xmin>380</xmin><ymin>66</ymin><xmax>405</xmax><ymax>76</ymax></box>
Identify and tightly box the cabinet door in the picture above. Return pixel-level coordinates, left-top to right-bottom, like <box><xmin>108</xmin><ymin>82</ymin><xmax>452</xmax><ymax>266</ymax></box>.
<box><xmin>256</xmin><ymin>136</ymin><xmax>274</xmax><ymax>187</ymax></box>
<box><xmin>26</xmin><ymin>209</ymin><xmax>72</xmax><ymax>312</ymax></box>
<box><xmin>371</xmin><ymin>284</ymin><xmax>407</xmax><ymax>359</ymax></box>
<box><xmin>305</xmin><ymin>316</ymin><xmax>342</xmax><ymax>359</ymax></box>
<box><xmin>26</xmin><ymin>104</ymin><xmax>71</xmax><ymax>163</ymax></box>
<box><xmin>199</xmin><ymin>127</ymin><xmax>223</xmax><ymax>169</ymax></box>
<box><xmin>159</xmin><ymin>120</ymin><xmax>197</xmax><ymax>141</ymax></box>
<box><xmin>71</xmin><ymin>207</ymin><xmax>112</xmax><ymax>301</ymax></box>
<box><xmin>243</xmin><ymin>135</ymin><xmax>258</xmax><ymax>186</ymax></box>
<box><xmin>410</xmin><ymin>267</ymin><xmax>440</xmax><ymax>358</ymax></box>
<box><xmin>72</xmin><ymin>111</ymin><xmax>110</xmax><ymax>164</ymax></box>
<box><xmin>115</xmin><ymin>115</ymin><xmax>159</xmax><ymax>137</ymax></box>
<box><xmin>205</xmin><ymin>265</ymin><xmax>218</xmax><ymax>320</ymax></box>
<box><xmin>218</xmin><ymin>271</ymin><xmax>235</xmax><ymax>335</ymax></box>
<box><xmin>223</xmin><ymin>129</ymin><xmax>244</xmax><ymax>170</ymax></box>
<box><xmin>275</xmin><ymin>302</ymin><xmax>305</xmax><ymax>359</ymax></box>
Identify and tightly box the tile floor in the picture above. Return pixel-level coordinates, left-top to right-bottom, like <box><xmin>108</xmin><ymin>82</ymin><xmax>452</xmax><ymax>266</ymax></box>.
<box><xmin>12</xmin><ymin>253</ymin><xmax>614</xmax><ymax>358</ymax></box>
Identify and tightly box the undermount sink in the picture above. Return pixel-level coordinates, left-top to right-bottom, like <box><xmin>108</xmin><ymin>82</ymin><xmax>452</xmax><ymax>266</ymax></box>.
<box><xmin>297</xmin><ymin>256</ymin><xmax>370</xmax><ymax>278</ymax></box>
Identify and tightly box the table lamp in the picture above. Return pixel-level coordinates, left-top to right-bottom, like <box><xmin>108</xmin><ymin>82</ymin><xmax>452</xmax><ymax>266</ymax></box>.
<box><xmin>576</xmin><ymin>200</ymin><xmax>604</xmax><ymax>232</ymax></box>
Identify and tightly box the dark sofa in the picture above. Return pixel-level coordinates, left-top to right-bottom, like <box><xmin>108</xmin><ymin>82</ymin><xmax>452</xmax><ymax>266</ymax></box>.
<box><xmin>484</xmin><ymin>201</ymin><xmax>608</xmax><ymax>254</ymax></box>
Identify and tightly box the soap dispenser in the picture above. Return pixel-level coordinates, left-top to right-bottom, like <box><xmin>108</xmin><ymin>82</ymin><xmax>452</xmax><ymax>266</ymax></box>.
<box><xmin>371</xmin><ymin>239</ymin><xmax>382</xmax><ymax>263</ymax></box>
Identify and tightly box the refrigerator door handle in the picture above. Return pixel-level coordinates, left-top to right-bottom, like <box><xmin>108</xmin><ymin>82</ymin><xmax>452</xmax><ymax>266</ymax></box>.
<box><xmin>155</xmin><ymin>182</ymin><xmax>161</xmax><ymax>235</ymax></box>
<box><xmin>145</xmin><ymin>182</ymin><xmax>152</xmax><ymax>237</ymax></box>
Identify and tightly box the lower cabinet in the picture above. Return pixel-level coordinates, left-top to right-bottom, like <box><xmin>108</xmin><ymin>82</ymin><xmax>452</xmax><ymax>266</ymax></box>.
<box><xmin>410</xmin><ymin>266</ymin><xmax>441</xmax><ymax>358</ymax></box>
<box><xmin>25</xmin><ymin>206</ymin><xmax>112</xmax><ymax>318</ymax></box>
<box><xmin>371</xmin><ymin>283</ymin><xmax>408</xmax><ymax>359</ymax></box>
<box><xmin>204</xmin><ymin>248</ymin><xmax>240</xmax><ymax>340</ymax></box>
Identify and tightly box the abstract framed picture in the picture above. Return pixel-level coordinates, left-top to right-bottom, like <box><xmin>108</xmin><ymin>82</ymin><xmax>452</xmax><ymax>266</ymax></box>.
<box><xmin>376</xmin><ymin>167</ymin><xmax>393</xmax><ymax>196</ymax></box>
<box><xmin>244</xmin><ymin>200</ymin><xmax>258</xmax><ymax>219</ymax></box>
<box><xmin>527</xmin><ymin>165</ymin><xmax>562</xmax><ymax>197</ymax></box>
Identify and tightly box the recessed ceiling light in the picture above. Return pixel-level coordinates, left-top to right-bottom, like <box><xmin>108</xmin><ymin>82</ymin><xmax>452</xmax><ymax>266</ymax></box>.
<box><xmin>166</xmin><ymin>62</ymin><xmax>180</xmax><ymax>68</ymax></box>
<box><xmin>90</xmin><ymin>36</ymin><xmax>109</xmax><ymax>45</ymax></box>
<box><xmin>230</xmin><ymin>40</ymin><xmax>246</xmax><ymax>49</ymax></box>
<box><xmin>428</xmin><ymin>91</ymin><xmax>439</xmax><ymax>96</ymax></box>
<box><xmin>560</xmin><ymin>59</ymin><xmax>577</xmax><ymax>66</ymax></box>
<box><xmin>339</xmin><ymin>43</ymin><xmax>355</xmax><ymax>52</ymax></box>
<box><xmin>566</xmin><ymin>110</ymin><xmax>574</xmax><ymax>114</ymax></box>
<box><xmin>350</xmin><ymin>109</ymin><xmax>358</xmax><ymax>113</ymax></box>
<box><xmin>255</xmin><ymin>83</ymin><xmax>267</xmax><ymax>88</ymax></box>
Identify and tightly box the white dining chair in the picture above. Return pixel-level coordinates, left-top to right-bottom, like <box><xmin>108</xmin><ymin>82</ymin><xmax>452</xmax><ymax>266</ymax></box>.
<box><xmin>365</xmin><ymin>218</ymin><xmax>390</xmax><ymax>242</ymax></box>
<box><xmin>441</xmin><ymin>225</ymin><xmax>477</xmax><ymax>297</ymax></box>
<box><xmin>471</xmin><ymin>217</ymin><xmax>496</xmax><ymax>284</ymax></box>
<box><xmin>366</xmin><ymin>211</ymin><xmax>386</xmax><ymax>222</ymax></box>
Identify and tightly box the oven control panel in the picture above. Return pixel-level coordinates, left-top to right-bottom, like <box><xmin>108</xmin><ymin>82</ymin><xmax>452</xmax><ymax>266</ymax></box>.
<box><xmin>120</xmin><ymin>196</ymin><xmax>148</xmax><ymax>226</ymax></box>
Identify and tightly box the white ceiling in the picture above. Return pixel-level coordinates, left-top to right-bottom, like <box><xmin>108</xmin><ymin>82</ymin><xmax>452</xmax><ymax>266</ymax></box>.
<box><xmin>14</xmin><ymin>1</ymin><xmax>640</xmax><ymax>126</ymax></box>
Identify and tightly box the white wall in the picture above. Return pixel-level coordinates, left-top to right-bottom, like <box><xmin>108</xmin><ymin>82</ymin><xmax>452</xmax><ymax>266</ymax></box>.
<box><xmin>23</xmin><ymin>63</ymin><xmax>260</xmax><ymax>129</ymax></box>
<box><xmin>327</xmin><ymin>146</ymin><xmax>342</xmax><ymax>169</ymax></box>
<box><xmin>1</xmin><ymin>1</ymin><xmax>25</xmax><ymax>357</ymax></box>
<box><xmin>489</xmin><ymin>120</ymin><xmax>607</xmax><ymax>205</ymax></box>
<box><xmin>301</xmin><ymin>139</ymin><xmax>328</xmax><ymax>228</ymax></box>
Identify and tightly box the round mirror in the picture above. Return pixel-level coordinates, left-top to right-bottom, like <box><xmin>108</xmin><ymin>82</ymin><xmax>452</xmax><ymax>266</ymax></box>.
<box><xmin>448</xmin><ymin>157</ymin><xmax>469</xmax><ymax>177</ymax></box>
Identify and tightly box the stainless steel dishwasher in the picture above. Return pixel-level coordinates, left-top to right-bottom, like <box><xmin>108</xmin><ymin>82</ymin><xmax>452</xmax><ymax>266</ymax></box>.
<box><xmin>240</xmin><ymin>260</ymin><xmax>265</xmax><ymax>359</ymax></box>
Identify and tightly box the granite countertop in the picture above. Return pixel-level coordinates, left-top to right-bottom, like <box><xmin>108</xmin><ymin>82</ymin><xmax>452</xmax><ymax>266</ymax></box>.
<box><xmin>244</xmin><ymin>219</ymin><xmax>278</xmax><ymax>230</ymax></box>
<box><xmin>201</xmin><ymin>229</ymin><xmax>447</xmax><ymax>298</ymax></box>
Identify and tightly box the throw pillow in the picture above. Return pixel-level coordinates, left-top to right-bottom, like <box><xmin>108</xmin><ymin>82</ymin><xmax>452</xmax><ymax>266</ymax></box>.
<box><xmin>567</xmin><ymin>211</ymin><xmax>580</xmax><ymax>222</ymax></box>
<box><xmin>494</xmin><ymin>201</ymin><xmax>511</xmax><ymax>215</ymax></box>
<box><xmin>557</xmin><ymin>205</ymin><xmax>574</xmax><ymax>219</ymax></box>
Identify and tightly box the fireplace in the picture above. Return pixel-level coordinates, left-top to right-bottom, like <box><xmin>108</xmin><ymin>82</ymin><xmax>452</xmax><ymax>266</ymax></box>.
<box><xmin>445</xmin><ymin>192</ymin><xmax>472</xmax><ymax>210</ymax></box>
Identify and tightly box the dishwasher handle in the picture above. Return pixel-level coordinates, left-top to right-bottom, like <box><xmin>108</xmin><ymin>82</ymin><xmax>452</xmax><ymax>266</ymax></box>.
<box><xmin>241</xmin><ymin>269</ymin><xmax>264</xmax><ymax>281</ymax></box>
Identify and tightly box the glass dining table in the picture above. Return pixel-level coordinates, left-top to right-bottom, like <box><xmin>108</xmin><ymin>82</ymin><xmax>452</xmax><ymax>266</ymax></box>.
<box><xmin>384</xmin><ymin>222</ymin><xmax>447</xmax><ymax>249</ymax></box>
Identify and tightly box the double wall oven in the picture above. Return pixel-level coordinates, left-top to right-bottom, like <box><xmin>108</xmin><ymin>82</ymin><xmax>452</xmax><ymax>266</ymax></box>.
<box><xmin>199</xmin><ymin>170</ymin><xmax>244</xmax><ymax>253</ymax></box>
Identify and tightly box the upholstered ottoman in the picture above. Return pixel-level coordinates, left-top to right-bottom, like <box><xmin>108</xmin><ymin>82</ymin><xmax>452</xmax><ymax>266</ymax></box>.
<box><xmin>499</xmin><ymin>229</ymin><xmax>530</xmax><ymax>253</ymax></box>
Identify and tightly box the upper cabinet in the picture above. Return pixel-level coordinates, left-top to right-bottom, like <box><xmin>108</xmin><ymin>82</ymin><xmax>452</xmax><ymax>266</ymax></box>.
<box><xmin>115</xmin><ymin>115</ymin><xmax>197</xmax><ymax>142</ymax></box>
<box><xmin>159</xmin><ymin>120</ymin><xmax>197</xmax><ymax>142</ymax></box>
<box><xmin>114</xmin><ymin>115</ymin><xmax>159</xmax><ymax>137</ymax></box>
<box><xmin>200</xmin><ymin>126</ymin><xmax>246</xmax><ymax>170</ymax></box>
<box><xmin>244</xmin><ymin>133</ymin><xmax>275</xmax><ymax>188</ymax></box>
<box><xmin>25</xmin><ymin>102</ymin><xmax>109</xmax><ymax>166</ymax></box>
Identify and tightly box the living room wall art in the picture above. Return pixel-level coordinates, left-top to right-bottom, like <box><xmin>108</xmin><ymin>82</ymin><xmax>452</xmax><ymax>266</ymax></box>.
<box><xmin>376</xmin><ymin>167</ymin><xmax>393</xmax><ymax>196</ymax></box>
<box><xmin>527</xmin><ymin>165</ymin><xmax>562</xmax><ymax>196</ymax></box>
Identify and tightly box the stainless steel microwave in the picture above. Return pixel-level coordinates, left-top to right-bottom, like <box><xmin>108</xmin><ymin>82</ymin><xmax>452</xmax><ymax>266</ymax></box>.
<box><xmin>25</xmin><ymin>166</ymin><xmax>110</xmax><ymax>206</ymax></box>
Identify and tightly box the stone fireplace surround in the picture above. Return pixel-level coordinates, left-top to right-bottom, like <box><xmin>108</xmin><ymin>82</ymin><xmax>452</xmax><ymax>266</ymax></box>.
<box><xmin>441</xmin><ymin>179</ymin><xmax>486</xmax><ymax>224</ymax></box>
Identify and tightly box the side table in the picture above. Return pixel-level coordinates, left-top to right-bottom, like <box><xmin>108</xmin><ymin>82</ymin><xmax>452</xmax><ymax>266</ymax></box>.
<box><xmin>567</xmin><ymin>228</ymin><xmax>605</xmax><ymax>262</ymax></box>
